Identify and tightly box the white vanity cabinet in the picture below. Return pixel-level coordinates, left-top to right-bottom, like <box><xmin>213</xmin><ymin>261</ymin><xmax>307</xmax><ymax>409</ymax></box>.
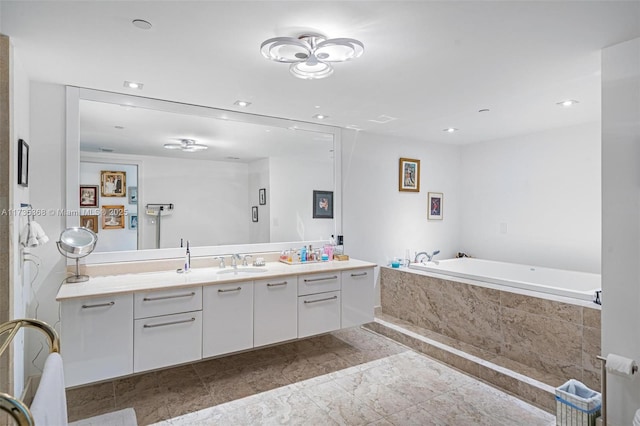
<box><xmin>61</xmin><ymin>293</ymin><xmax>134</xmax><ymax>387</ymax></box>
<box><xmin>297</xmin><ymin>272</ymin><xmax>342</xmax><ymax>338</ymax></box>
<box><xmin>254</xmin><ymin>277</ymin><xmax>298</xmax><ymax>347</ymax></box>
<box><xmin>133</xmin><ymin>287</ymin><xmax>203</xmax><ymax>373</ymax></box>
<box><xmin>341</xmin><ymin>268</ymin><xmax>375</xmax><ymax>328</ymax></box>
<box><xmin>202</xmin><ymin>281</ymin><xmax>254</xmax><ymax>358</ymax></box>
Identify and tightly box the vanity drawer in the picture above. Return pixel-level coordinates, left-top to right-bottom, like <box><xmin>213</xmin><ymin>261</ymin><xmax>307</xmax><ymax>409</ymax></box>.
<box><xmin>298</xmin><ymin>290</ymin><xmax>341</xmax><ymax>338</ymax></box>
<box><xmin>134</xmin><ymin>287</ymin><xmax>202</xmax><ymax>319</ymax></box>
<box><xmin>134</xmin><ymin>311</ymin><xmax>202</xmax><ymax>373</ymax></box>
<box><xmin>298</xmin><ymin>273</ymin><xmax>341</xmax><ymax>296</ymax></box>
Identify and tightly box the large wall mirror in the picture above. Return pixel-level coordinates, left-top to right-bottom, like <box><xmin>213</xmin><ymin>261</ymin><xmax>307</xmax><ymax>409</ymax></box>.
<box><xmin>66</xmin><ymin>87</ymin><xmax>342</xmax><ymax>263</ymax></box>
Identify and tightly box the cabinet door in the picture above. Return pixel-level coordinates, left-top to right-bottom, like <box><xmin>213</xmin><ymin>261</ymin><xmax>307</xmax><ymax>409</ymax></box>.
<box><xmin>61</xmin><ymin>294</ymin><xmax>133</xmax><ymax>387</ymax></box>
<box><xmin>341</xmin><ymin>268</ymin><xmax>375</xmax><ymax>328</ymax></box>
<box><xmin>202</xmin><ymin>281</ymin><xmax>253</xmax><ymax>358</ymax></box>
<box><xmin>134</xmin><ymin>311</ymin><xmax>202</xmax><ymax>373</ymax></box>
<box><xmin>254</xmin><ymin>277</ymin><xmax>298</xmax><ymax>347</ymax></box>
<box><xmin>298</xmin><ymin>290</ymin><xmax>341</xmax><ymax>338</ymax></box>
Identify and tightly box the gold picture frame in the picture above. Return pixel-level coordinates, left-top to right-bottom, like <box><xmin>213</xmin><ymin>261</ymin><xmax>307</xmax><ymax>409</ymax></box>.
<box><xmin>102</xmin><ymin>205</ymin><xmax>125</xmax><ymax>229</ymax></box>
<box><xmin>80</xmin><ymin>215</ymin><xmax>98</xmax><ymax>233</ymax></box>
<box><xmin>100</xmin><ymin>170</ymin><xmax>126</xmax><ymax>197</ymax></box>
<box><xmin>399</xmin><ymin>158</ymin><xmax>420</xmax><ymax>192</ymax></box>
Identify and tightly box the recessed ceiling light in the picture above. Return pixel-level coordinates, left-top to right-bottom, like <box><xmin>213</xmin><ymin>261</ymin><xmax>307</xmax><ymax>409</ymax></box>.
<box><xmin>478</xmin><ymin>109</ymin><xmax>490</xmax><ymax>113</ymax></box>
<box><xmin>557</xmin><ymin>99</ymin><xmax>579</xmax><ymax>107</ymax></box>
<box><xmin>132</xmin><ymin>19</ymin><xmax>152</xmax><ymax>30</ymax></box>
<box><xmin>226</xmin><ymin>156</ymin><xmax>241</xmax><ymax>160</ymax></box>
<box><xmin>124</xmin><ymin>81</ymin><xmax>143</xmax><ymax>90</ymax></box>
<box><xmin>163</xmin><ymin>139</ymin><xmax>208</xmax><ymax>152</ymax></box>
<box><xmin>114</xmin><ymin>125</ymin><xmax>124</xmax><ymax>130</ymax></box>
<box><xmin>234</xmin><ymin>100</ymin><xmax>251</xmax><ymax>107</ymax></box>
<box><xmin>314</xmin><ymin>105</ymin><xmax>321</xmax><ymax>109</ymax></box>
<box><xmin>368</xmin><ymin>115</ymin><xmax>397</xmax><ymax>124</ymax></box>
<box><xmin>313</xmin><ymin>114</ymin><xmax>329</xmax><ymax>120</ymax></box>
<box><xmin>443</xmin><ymin>128</ymin><xmax>458</xmax><ymax>133</ymax></box>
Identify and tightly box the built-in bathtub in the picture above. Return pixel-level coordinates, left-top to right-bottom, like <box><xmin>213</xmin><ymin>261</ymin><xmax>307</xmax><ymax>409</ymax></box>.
<box><xmin>408</xmin><ymin>257</ymin><xmax>601</xmax><ymax>302</ymax></box>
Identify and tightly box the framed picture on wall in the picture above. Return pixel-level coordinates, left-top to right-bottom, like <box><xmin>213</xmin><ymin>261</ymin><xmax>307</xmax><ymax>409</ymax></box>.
<box><xmin>130</xmin><ymin>214</ymin><xmax>138</xmax><ymax>230</ymax></box>
<box><xmin>399</xmin><ymin>157</ymin><xmax>420</xmax><ymax>192</ymax></box>
<box><xmin>102</xmin><ymin>205</ymin><xmax>125</xmax><ymax>229</ymax></box>
<box><xmin>18</xmin><ymin>139</ymin><xmax>29</xmax><ymax>187</ymax></box>
<box><xmin>128</xmin><ymin>186</ymin><xmax>138</xmax><ymax>204</ymax></box>
<box><xmin>427</xmin><ymin>192</ymin><xmax>443</xmax><ymax>220</ymax></box>
<box><xmin>312</xmin><ymin>190</ymin><xmax>333</xmax><ymax>219</ymax></box>
<box><xmin>252</xmin><ymin>206</ymin><xmax>259</xmax><ymax>222</ymax></box>
<box><xmin>259</xmin><ymin>188</ymin><xmax>266</xmax><ymax>205</ymax></box>
<box><xmin>100</xmin><ymin>170</ymin><xmax>126</xmax><ymax>197</ymax></box>
<box><xmin>80</xmin><ymin>185</ymin><xmax>99</xmax><ymax>207</ymax></box>
<box><xmin>80</xmin><ymin>215</ymin><xmax>98</xmax><ymax>233</ymax></box>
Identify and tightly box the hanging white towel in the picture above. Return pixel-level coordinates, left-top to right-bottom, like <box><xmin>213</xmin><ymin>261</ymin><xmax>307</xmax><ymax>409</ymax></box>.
<box><xmin>31</xmin><ymin>221</ymin><xmax>49</xmax><ymax>245</ymax></box>
<box><xmin>30</xmin><ymin>352</ymin><xmax>68</xmax><ymax>426</ymax></box>
<box><xmin>19</xmin><ymin>220</ymin><xmax>49</xmax><ymax>247</ymax></box>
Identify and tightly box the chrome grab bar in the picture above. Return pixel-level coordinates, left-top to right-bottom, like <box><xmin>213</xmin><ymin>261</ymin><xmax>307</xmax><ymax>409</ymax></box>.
<box><xmin>267</xmin><ymin>281</ymin><xmax>288</xmax><ymax>287</ymax></box>
<box><xmin>143</xmin><ymin>292</ymin><xmax>196</xmax><ymax>301</ymax></box>
<box><xmin>143</xmin><ymin>317</ymin><xmax>196</xmax><ymax>328</ymax></box>
<box><xmin>218</xmin><ymin>287</ymin><xmax>242</xmax><ymax>293</ymax></box>
<box><xmin>303</xmin><ymin>275</ymin><xmax>338</xmax><ymax>283</ymax></box>
<box><xmin>304</xmin><ymin>295</ymin><xmax>338</xmax><ymax>304</ymax></box>
<box><xmin>81</xmin><ymin>301</ymin><xmax>115</xmax><ymax>309</ymax></box>
<box><xmin>350</xmin><ymin>272</ymin><xmax>368</xmax><ymax>277</ymax></box>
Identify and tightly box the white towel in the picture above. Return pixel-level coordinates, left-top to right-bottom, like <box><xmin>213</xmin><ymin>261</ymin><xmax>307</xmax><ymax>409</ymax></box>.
<box><xmin>30</xmin><ymin>352</ymin><xmax>68</xmax><ymax>426</ymax></box>
<box><xmin>633</xmin><ymin>409</ymin><xmax>640</xmax><ymax>426</ymax></box>
<box><xmin>19</xmin><ymin>221</ymin><xmax>49</xmax><ymax>247</ymax></box>
<box><xmin>31</xmin><ymin>221</ymin><xmax>49</xmax><ymax>245</ymax></box>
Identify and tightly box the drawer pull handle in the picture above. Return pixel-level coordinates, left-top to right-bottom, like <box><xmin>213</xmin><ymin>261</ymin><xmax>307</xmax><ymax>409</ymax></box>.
<box><xmin>81</xmin><ymin>301</ymin><xmax>115</xmax><ymax>309</ymax></box>
<box><xmin>143</xmin><ymin>292</ymin><xmax>196</xmax><ymax>302</ymax></box>
<box><xmin>304</xmin><ymin>295</ymin><xmax>338</xmax><ymax>304</ymax></box>
<box><xmin>350</xmin><ymin>272</ymin><xmax>368</xmax><ymax>277</ymax></box>
<box><xmin>304</xmin><ymin>275</ymin><xmax>338</xmax><ymax>283</ymax></box>
<box><xmin>218</xmin><ymin>287</ymin><xmax>242</xmax><ymax>293</ymax></box>
<box><xmin>267</xmin><ymin>281</ymin><xmax>287</xmax><ymax>287</ymax></box>
<box><xmin>143</xmin><ymin>317</ymin><xmax>196</xmax><ymax>328</ymax></box>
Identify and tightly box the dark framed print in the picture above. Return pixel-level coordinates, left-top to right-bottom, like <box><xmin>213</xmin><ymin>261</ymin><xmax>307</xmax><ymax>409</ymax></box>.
<box><xmin>313</xmin><ymin>190</ymin><xmax>333</xmax><ymax>219</ymax></box>
<box><xmin>399</xmin><ymin>157</ymin><xmax>420</xmax><ymax>192</ymax></box>
<box><xmin>428</xmin><ymin>192</ymin><xmax>443</xmax><ymax>220</ymax></box>
<box><xmin>102</xmin><ymin>205</ymin><xmax>125</xmax><ymax>229</ymax></box>
<box><xmin>259</xmin><ymin>188</ymin><xmax>266</xmax><ymax>205</ymax></box>
<box><xmin>100</xmin><ymin>170</ymin><xmax>127</xmax><ymax>197</ymax></box>
<box><xmin>80</xmin><ymin>215</ymin><xmax>99</xmax><ymax>233</ymax></box>
<box><xmin>18</xmin><ymin>139</ymin><xmax>29</xmax><ymax>187</ymax></box>
<box><xmin>252</xmin><ymin>206</ymin><xmax>259</xmax><ymax>222</ymax></box>
<box><xmin>80</xmin><ymin>185</ymin><xmax>99</xmax><ymax>207</ymax></box>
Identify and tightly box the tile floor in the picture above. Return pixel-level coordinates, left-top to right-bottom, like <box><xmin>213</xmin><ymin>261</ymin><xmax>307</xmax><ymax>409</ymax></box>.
<box><xmin>66</xmin><ymin>327</ymin><xmax>555</xmax><ymax>425</ymax></box>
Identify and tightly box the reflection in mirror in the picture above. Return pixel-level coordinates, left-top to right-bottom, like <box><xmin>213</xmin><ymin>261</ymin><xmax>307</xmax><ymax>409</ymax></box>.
<box><xmin>77</xmin><ymin>93</ymin><xmax>337</xmax><ymax>254</ymax></box>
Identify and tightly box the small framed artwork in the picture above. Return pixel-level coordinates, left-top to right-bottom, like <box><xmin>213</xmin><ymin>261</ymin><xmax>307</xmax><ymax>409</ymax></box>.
<box><xmin>79</xmin><ymin>185</ymin><xmax>99</xmax><ymax>207</ymax></box>
<box><xmin>18</xmin><ymin>139</ymin><xmax>29</xmax><ymax>187</ymax></box>
<box><xmin>102</xmin><ymin>205</ymin><xmax>125</xmax><ymax>229</ymax></box>
<box><xmin>129</xmin><ymin>214</ymin><xmax>138</xmax><ymax>230</ymax></box>
<box><xmin>252</xmin><ymin>206</ymin><xmax>259</xmax><ymax>222</ymax></box>
<box><xmin>80</xmin><ymin>215</ymin><xmax>98</xmax><ymax>233</ymax></box>
<box><xmin>428</xmin><ymin>192</ymin><xmax>443</xmax><ymax>220</ymax></box>
<box><xmin>100</xmin><ymin>170</ymin><xmax>127</xmax><ymax>197</ymax></box>
<box><xmin>259</xmin><ymin>188</ymin><xmax>266</xmax><ymax>205</ymax></box>
<box><xmin>313</xmin><ymin>190</ymin><xmax>334</xmax><ymax>219</ymax></box>
<box><xmin>128</xmin><ymin>186</ymin><xmax>138</xmax><ymax>204</ymax></box>
<box><xmin>399</xmin><ymin>157</ymin><xmax>420</xmax><ymax>192</ymax></box>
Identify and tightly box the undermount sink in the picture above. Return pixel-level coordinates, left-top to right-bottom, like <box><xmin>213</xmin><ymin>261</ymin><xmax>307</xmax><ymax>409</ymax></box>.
<box><xmin>217</xmin><ymin>267</ymin><xmax>268</xmax><ymax>275</ymax></box>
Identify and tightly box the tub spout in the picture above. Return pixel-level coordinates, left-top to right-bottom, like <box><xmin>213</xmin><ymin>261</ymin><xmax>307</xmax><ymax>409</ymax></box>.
<box><xmin>414</xmin><ymin>250</ymin><xmax>440</xmax><ymax>264</ymax></box>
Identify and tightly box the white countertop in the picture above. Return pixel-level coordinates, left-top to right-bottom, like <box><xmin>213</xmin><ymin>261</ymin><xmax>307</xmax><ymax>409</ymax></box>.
<box><xmin>56</xmin><ymin>259</ymin><xmax>376</xmax><ymax>301</ymax></box>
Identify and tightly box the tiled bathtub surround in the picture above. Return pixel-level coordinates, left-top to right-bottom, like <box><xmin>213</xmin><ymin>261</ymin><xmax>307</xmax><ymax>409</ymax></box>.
<box><xmin>380</xmin><ymin>268</ymin><xmax>601</xmax><ymax>391</ymax></box>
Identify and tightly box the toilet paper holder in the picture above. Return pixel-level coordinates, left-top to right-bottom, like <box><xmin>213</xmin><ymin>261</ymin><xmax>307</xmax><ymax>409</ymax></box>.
<box><xmin>596</xmin><ymin>354</ymin><xmax>638</xmax><ymax>426</ymax></box>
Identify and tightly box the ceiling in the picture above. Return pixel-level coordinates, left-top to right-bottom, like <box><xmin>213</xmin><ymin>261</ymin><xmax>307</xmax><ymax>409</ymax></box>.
<box><xmin>1</xmin><ymin>1</ymin><xmax>639</xmax><ymax>145</ymax></box>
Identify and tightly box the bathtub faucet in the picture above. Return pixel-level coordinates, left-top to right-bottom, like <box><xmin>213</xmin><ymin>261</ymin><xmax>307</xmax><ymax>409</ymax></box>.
<box><xmin>414</xmin><ymin>250</ymin><xmax>440</xmax><ymax>264</ymax></box>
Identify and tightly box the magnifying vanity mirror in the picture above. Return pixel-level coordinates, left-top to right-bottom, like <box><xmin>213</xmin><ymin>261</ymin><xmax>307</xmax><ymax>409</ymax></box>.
<box><xmin>66</xmin><ymin>87</ymin><xmax>342</xmax><ymax>263</ymax></box>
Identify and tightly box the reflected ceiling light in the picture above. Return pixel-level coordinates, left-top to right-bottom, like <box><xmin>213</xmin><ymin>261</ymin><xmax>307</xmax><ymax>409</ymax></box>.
<box><xmin>124</xmin><ymin>80</ymin><xmax>143</xmax><ymax>90</ymax></box>
<box><xmin>313</xmin><ymin>114</ymin><xmax>329</xmax><ymax>120</ymax></box>
<box><xmin>557</xmin><ymin>99</ymin><xmax>579</xmax><ymax>107</ymax></box>
<box><xmin>261</xmin><ymin>33</ymin><xmax>364</xmax><ymax>80</ymax></box>
<box><xmin>443</xmin><ymin>128</ymin><xmax>458</xmax><ymax>133</ymax></box>
<box><xmin>163</xmin><ymin>139</ymin><xmax>208</xmax><ymax>152</ymax></box>
<box><xmin>234</xmin><ymin>100</ymin><xmax>251</xmax><ymax>107</ymax></box>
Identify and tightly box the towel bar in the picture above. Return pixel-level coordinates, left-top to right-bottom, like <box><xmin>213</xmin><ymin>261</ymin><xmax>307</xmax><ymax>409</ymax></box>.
<box><xmin>0</xmin><ymin>318</ymin><xmax>60</xmax><ymax>425</ymax></box>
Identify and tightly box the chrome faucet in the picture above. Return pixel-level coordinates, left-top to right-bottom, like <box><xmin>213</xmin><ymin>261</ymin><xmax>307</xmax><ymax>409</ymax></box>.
<box><xmin>414</xmin><ymin>250</ymin><xmax>440</xmax><ymax>264</ymax></box>
<box><xmin>241</xmin><ymin>254</ymin><xmax>252</xmax><ymax>267</ymax></box>
<box><xmin>214</xmin><ymin>256</ymin><xmax>226</xmax><ymax>268</ymax></box>
<box><xmin>231</xmin><ymin>253</ymin><xmax>242</xmax><ymax>269</ymax></box>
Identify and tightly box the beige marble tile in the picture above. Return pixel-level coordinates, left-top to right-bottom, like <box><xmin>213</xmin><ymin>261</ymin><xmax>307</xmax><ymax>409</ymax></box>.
<box><xmin>384</xmin><ymin>404</ymin><xmax>449</xmax><ymax>425</ymax></box>
<box><xmin>66</xmin><ymin>381</ymin><xmax>116</xmax><ymax>422</ymax></box>
<box><xmin>501</xmin><ymin>291</ymin><xmax>583</xmax><ymax>325</ymax></box>
<box><xmin>583</xmin><ymin>306</ymin><xmax>601</xmax><ymax>328</ymax></box>
<box><xmin>299</xmin><ymin>380</ymin><xmax>383</xmax><ymax>424</ymax></box>
<box><xmin>582</xmin><ymin>325</ymin><xmax>602</xmax><ymax>377</ymax></box>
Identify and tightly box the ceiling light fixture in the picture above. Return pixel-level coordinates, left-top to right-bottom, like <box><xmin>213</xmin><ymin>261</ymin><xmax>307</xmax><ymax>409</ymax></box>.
<box><xmin>313</xmin><ymin>114</ymin><xmax>328</xmax><ymax>120</ymax></box>
<box><xmin>163</xmin><ymin>139</ymin><xmax>208</xmax><ymax>152</ymax></box>
<box><xmin>557</xmin><ymin>99</ymin><xmax>579</xmax><ymax>107</ymax></box>
<box><xmin>443</xmin><ymin>128</ymin><xmax>458</xmax><ymax>133</ymax></box>
<box><xmin>234</xmin><ymin>100</ymin><xmax>251</xmax><ymax>107</ymax></box>
<box><xmin>124</xmin><ymin>81</ymin><xmax>143</xmax><ymax>90</ymax></box>
<box><xmin>132</xmin><ymin>19</ymin><xmax>152</xmax><ymax>30</ymax></box>
<box><xmin>260</xmin><ymin>33</ymin><xmax>364</xmax><ymax>80</ymax></box>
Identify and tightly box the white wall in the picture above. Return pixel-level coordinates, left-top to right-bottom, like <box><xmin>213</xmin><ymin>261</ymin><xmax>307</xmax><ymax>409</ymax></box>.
<box><xmin>80</xmin><ymin>161</ymin><xmax>138</xmax><ymax>252</ymax></box>
<box><xmin>460</xmin><ymin>122</ymin><xmax>602</xmax><ymax>273</ymax></box>
<box><xmin>601</xmin><ymin>37</ymin><xmax>640</xmax><ymax>425</ymax></box>
<box><xmin>269</xmin><ymin>156</ymin><xmax>335</xmax><ymax>243</ymax></box>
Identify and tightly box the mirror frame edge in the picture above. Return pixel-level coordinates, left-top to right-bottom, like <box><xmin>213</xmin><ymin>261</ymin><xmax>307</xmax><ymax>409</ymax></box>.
<box><xmin>66</xmin><ymin>86</ymin><xmax>343</xmax><ymax>264</ymax></box>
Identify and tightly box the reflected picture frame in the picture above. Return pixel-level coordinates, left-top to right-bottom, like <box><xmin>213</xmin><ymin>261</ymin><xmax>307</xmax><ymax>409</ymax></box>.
<box><xmin>102</xmin><ymin>205</ymin><xmax>125</xmax><ymax>229</ymax></box>
<box><xmin>130</xmin><ymin>214</ymin><xmax>138</xmax><ymax>230</ymax></box>
<box><xmin>259</xmin><ymin>188</ymin><xmax>266</xmax><ymax>205</ymax></box>
<box><xmin>100</xmin><ymin>170</ymin><xmax>127</xmax><ymax>197</ymax></box>
<box><xmin>399</xmin><ymin>157</ymin><xmax>420</xmax><ymax>192</ymax></box>
<box><xmin>313</xmin><ymin>190</ymin><xmax>333</xmax><ymax>219</ymax></box>
<box><xmin>80</xmin><ymin>185</ymin><xmax>99</xmax><ymax>207</ymax></box>
<box><xmin>252</xmin><ymin>206</ymin><xmax>259</xmax><ymax>222</ymax></box>
<box><xmin>18</xmin><ymin>139</ymin><xmax>29</xmax><ymax>187</ymax></box>
<box><xmin>427</xmin><ymin>192</ymin><xmax>443</xmax><ymax>220</ymax></box>
<box><xmin>128</xmin><ymin>186</ymin><xmax>138</xmax><ymax>204</ymax></box>
<box><xmin>80</xmin><ymin>215</ymin><xmax>99</xmax><ymax>233</ymax></box>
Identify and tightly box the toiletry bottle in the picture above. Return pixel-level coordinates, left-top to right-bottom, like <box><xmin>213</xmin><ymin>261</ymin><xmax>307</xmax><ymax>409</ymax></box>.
<box><xmin>301</xmin><ymin>246</ymin><xmax>307</xmax><ymax>263</ymax></box>
<box><xmin>184</xmin><ymin>241</ymin><xmax>191</xmax><ymax>272</ymax></box>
